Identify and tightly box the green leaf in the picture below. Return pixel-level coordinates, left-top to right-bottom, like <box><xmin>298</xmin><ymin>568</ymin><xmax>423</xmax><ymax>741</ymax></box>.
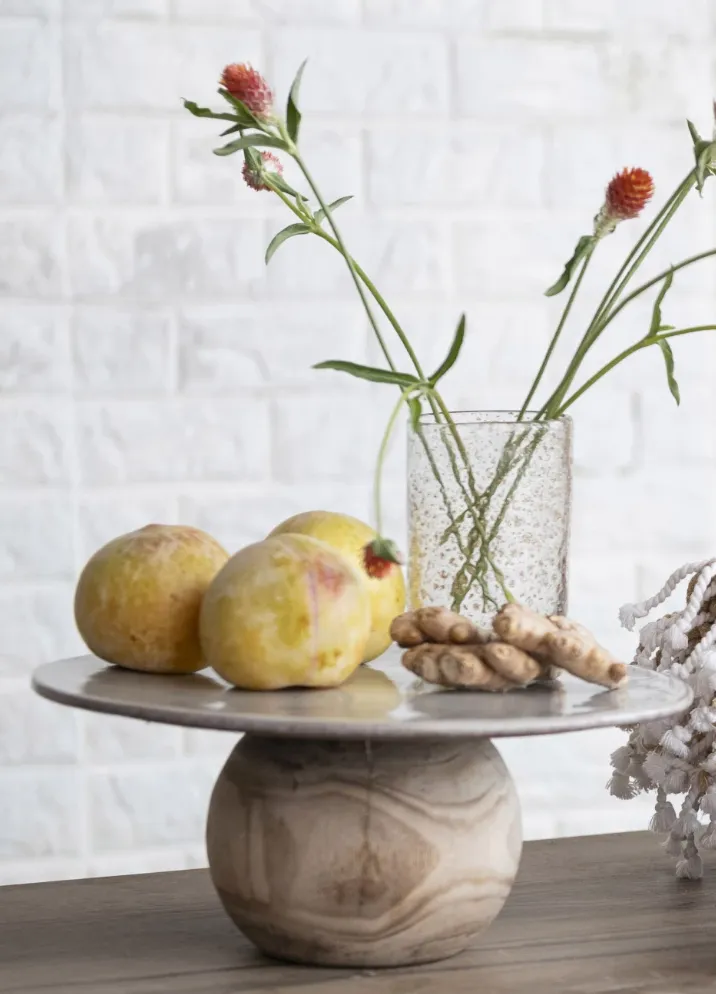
<box><xmin>213</xmin><ymin>133</ymin><xmax>286</xmax><ymax>157</ymax></box>
<box><xmin>429</xmin><ymin>314</ymin><xmax>466</xmax><ymax>386</ymax></box>
<box><xmin>407</xmin><ymin>396</ymin><xmax>422</xmax><ymax>431</ymax></box>
<box><xmin>694</xmin><ymin>140</ymin><xmax>715</xmax><ymax>195</ymax></box>
<box><xmin>266</xmin><ymin>172</ymin><xmax>304</xmax><ymax>198</ymax></box>
<box><xmin>286</xmin><ymin>59</ymin><xmax>307</xmax><ymax>143</ymax></box>
<box><xmin>220</xmin><ymin>123</ymin><xmax>243</xmax><ymax>136</ymax></box>
<box><xmin>657</xmin><ymin>338</ymin><xmax>680</xmax><ymax>405</ymax></box>
<box><xmin>687</xmin><ymin>119</ymin><xmax>703</xmax><ymax>146</ymax></box>
<box><xmin>182</xmin><ymin>100</ymin><xmax>238</xmax><ymax>123</ymax></box>
<box><xmin>217</xmin><ymin>89</ymin><xmax>265</xmax><ymax>128</ymax></box>
<box><xmin>314</xmin><ymin>195</ymin><xmax>354</xmax><ymax>224</ymax></box>
<box><xmin>265</xmin><ymin>223</ymin><xmax>310</xmax><ymax>265</ymax></box>
<box><xmin>648</xmin><ymin>269</ymin><xmax>674</xmax><ymax>337</ymax></box>
<box><xmin>313</xmin><ymin>360</ymin><xmax>420</xmax><ymax>388</ymax></box>
<box><xmin>545</xmin><ymin>235</ymin><xmax>594</xmax><ymax>297</ymax></box>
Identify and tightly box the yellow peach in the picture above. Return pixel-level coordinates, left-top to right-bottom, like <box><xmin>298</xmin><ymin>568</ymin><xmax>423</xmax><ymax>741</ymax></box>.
<box><xmin>75</xmin><ymin>524</ymin><xmax>229</xmax><ymax>674</ymax></box>
<box><xmin>199</xmin><ymin>534</ymin><xmax>371</xmax><ymax>690</ymax></box>
<box><xmin>269</xmin><ymin>511</ymin><xmax>406</xmax><ymax>662</ymax></box>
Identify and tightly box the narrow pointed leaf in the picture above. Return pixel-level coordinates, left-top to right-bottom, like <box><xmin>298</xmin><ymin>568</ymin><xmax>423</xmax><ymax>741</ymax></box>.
<box><xmin>687</xmin><ymin>119</ymin><xmax>703</xmax><ymax>146</ymax></box>
<box><xmin>220</xmin><ymin>123</ymin><xmax>243</xmax><ymax>136</ymax></box>
<box><xmin>183</xmin><ymin>100</ymin><xmax>238</xmax><ymax>123</ymax></box>
<box><xmin>286</xmin><ymin>59</ymin><xmax>307</xmax><ymax>143</ymax></box>
<box><xmin>648</xmin><ymin>269</ymin><xmax>674</xmax><ymax>337</ymax></box>
<box><xmin>657</xmin><ymin>338</ymin><xmax>680</xmax><ymax>405</ymax></box>
<box><xmin>314</xmin><ymin>195</ymin><xmax>354</xmax><ymax>224</ymax></box>
<box><xmin>429</xmin><ymin>314</ymin><xmax>466</xmax><ymax>386</ymax></box>
<box><xmin>313</xmin><ymin>360</ymin><xmax>419</xmax><ymax>388</ymax></box>
<box><xmin>217</xmin><ymin>89</ymin><xmax>265</xmax><ymax>128</ymax></box>
<box><xmin>213</xmin><ymin>133</ymin><xmax>286</xmax><ymax>157</ymax></box>
<box><xmin>266</xmin><ymin>172</ymin><xmax>304</xmax><ymax>198</ymax></box>
<box><xmin>265</xmin><ymin>223</ymin><xmax>310</xmax><ymax>264</ymax></box>
<box><xmin>545</xmin><ymin>235</ymin><xmax>594</xmax><ymax>297</ymax></box>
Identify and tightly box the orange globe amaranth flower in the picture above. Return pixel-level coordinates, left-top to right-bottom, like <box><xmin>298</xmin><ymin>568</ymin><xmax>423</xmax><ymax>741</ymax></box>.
<box><xmin>220</xmin><ymin>63</ymin><xmax>273</xmax><ymax>117</ymax></box>
<box><xmin>605</xmin><ymin>167</ymin><xmax>655</xmax><ymax>221</ymax></box>
<box><xmin>242</xmin><ymin>151</ymin><xmax>283</xmax><ymax>192</ymax></box>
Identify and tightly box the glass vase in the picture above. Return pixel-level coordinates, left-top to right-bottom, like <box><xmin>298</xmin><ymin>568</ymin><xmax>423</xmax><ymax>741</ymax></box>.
<box><xmin>407</xmin><ymin>411</ymin><xmax>572</xmax><ymax>627</ymax></box>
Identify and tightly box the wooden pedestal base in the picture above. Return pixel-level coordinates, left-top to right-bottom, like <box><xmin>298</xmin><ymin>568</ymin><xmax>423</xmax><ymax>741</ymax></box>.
<box><xmin>206</xmin><ymin>735</ymin><xmax>522</xmax><ymax>968</ymax></box>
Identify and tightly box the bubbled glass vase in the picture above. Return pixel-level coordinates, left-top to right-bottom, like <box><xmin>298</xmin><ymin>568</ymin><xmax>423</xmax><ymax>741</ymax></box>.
<box><xmin>407</xmin><ymin>411</ymin><xmax>572</xmax><ymax>628</ymax></box>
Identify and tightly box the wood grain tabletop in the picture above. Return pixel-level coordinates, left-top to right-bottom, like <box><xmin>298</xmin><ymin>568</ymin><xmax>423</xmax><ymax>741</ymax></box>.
<box><xmin>2</xmin><ymin>832</ymin><xmax>715</xmax><ymax>994</ymax></box>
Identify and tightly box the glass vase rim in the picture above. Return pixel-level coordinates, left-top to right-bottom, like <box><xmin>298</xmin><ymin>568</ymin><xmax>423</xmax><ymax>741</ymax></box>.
<box><xmin>413</xmin><ymin>409</ymin><xmax>572</xmax><ymax>428</ymax></box>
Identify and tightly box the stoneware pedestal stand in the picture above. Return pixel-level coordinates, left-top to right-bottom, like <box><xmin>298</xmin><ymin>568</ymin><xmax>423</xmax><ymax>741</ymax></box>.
<box><xmin>33</xmin><ymin>650</ymin><xmax>691</xmax><ymax>969</ymax></box>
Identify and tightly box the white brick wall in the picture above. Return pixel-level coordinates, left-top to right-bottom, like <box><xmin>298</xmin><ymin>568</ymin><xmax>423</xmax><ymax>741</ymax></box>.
<box><xmin>1</xmin><ymin>0</ymin><xmax>714</xmax><ymax>886</ymax></box>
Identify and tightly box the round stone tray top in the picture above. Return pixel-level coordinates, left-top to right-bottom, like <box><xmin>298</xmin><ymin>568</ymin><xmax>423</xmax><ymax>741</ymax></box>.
<box><xmin>33</xmin><ymin>648</ymin><xmax>693</xmax><ymax>740</ymax></box>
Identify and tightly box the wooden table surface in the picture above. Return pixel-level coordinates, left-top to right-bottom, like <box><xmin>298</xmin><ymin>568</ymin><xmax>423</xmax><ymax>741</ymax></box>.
<box><xmin>2</xmin><ymin>832</ymin><xmax>716</xmax><ymax>994</ymax></box>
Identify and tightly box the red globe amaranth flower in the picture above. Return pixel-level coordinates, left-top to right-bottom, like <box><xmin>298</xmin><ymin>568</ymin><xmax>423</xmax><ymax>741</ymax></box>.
<box><xmin>362</xmin><ymin>538</ymin><xmax>403</xmax><ymax>580</ymax></box>
<box><xmin>605</xmin><ymin>167</ymin><xmax>655</xmax><ymax>221</ymax></box>
<box><xmin>220</xmin><ymin>63</ymin><xmax>273</xmax><ymax>117</ymax></box>
<box><xmin>242</xmin><ymin>151</ymin><xmax>283</xmax><ymax>192</ymax></box>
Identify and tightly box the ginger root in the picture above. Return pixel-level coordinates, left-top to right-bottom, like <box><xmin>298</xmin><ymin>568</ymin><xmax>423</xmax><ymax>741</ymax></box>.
<box><xmin>390</xmin><ymin>606</ymin><xmax>488</xmax><ymax>648</ymax></box>
<box><xmin>402</xmin><ymin>643</ymin><xmax>516</xmax><ymax>692</ymax></box>
<box><xmin>479</xmin><ymin>641</ymin><xmax>543</xmax><ymax>685</ymax></box>
<box><xmin>494</xmin><ymin>603</ymin><xmax>626</xmax><ymax>690</ymax></box>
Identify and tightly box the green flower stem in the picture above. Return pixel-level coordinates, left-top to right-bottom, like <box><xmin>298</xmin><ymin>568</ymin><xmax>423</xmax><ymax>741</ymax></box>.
<box><xmin>597</xmin><ymin>248</ymin><xmax>716</xmax><ymax>332</ymax></box>
<box><xmin>539</xmin><ymin>172</ymin><xmax>696</xmax><ymax>420</ymax></box>
<box><xmin>372</xmin><ymin>390</ymin><xmax>410</xmax><ymax>536</ymax></box>
<box><xmin>519</xmin><ymin>249</ymin><xmax>593</xmax><ymax>420</ymax></box>
<box><xmin>556</xmin><ymin>325</ymin><xmax>716</xmax><ymax>415</ymax></box>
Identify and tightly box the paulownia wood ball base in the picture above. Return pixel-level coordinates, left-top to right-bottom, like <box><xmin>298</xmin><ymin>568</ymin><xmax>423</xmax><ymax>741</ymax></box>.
<box><xmin>206</xmin><ymin>735</ymin><xmax>522</xmax><ymax>968</ymax></box>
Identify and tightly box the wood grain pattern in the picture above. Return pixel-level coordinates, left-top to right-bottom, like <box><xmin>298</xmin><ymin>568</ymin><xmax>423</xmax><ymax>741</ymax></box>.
<box><xmin>2</xmin><ymin>833</ymin><xmax>716</xmax><ymax>993</ymax></box>
<box><xmin>206</xmin><ymin>735</ymin><xmax>522</xmax><ymax>967</ymax></box>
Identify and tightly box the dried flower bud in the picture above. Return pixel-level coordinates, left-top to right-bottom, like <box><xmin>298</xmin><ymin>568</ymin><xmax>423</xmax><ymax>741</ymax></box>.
<box><xmin>362</xmin><ymin>538</ymin><xmax>403</xmax><ymax>580</ymax></box>
<box><xmin>242</xmin><ymin>151</ymin><xmax>283</xmax><ymax>192</ymax></box>
<box><xmin>220</xmin><ymin>63</ymin><xmax>273</xmax><ymax>117</ymax></box>
<box><xmin>605</xmin><ymin>167</ymin><xmax>655</xmax><ymax>221</ymax></box>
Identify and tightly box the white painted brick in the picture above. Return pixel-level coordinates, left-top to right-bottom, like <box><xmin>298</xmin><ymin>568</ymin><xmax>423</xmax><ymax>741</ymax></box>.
<box><xmin>83</xmin><ymin>712</ymin><xmax>182</xmax><ymax>762</ymax></box>
<box><xmin>0</xmin><ymin>116</ymin><xmax>62</xmax><ymax>204</ymax></box>
<box><xmin>77</xmin><ymin>495</ymin><xmax>177</xmax><ymax>561</ymax></box>
<box><xmin>87</xmin><ymin>850</ymin><xmax>185</xmax><ymax>878</ymax></box>
<box><xmin>606</xmin><ymin>37</ymin><xmax>712</xmax><ymax>123</ymax></box>
<box><xmin>455</xmin><ymin>213</ymin><xmax>579</xmax><ymax>299</ymax></box>
<box><xmin>268</xmin><ymin>219</ymin><xmax>450</xmax><ymax>297</ymax></box>
<box><xmin>364</xmin><ymin>0</ymin><xmax>485</xmax><ymax>26</ymax></box>
<box><xmin>183</xmin><ymin>727</ymin><xmax>234</xmax><ymax>758</ymax></box>
<box><xmin>0</xmin><ymin>306</ymin><xmax>69</xmax><ymax>392</ymax></box>
<box><xmin>273</xmin><ymin>392</ymin><xmax>382</xmax><ymax>484</ymax></box>
<box><xmin>65</xmin><ymin>24</ymin><xmax>262</xmax><ymax>111</ymax></box>
<box><xmin>0</xmin><ymin>858</ymin><xmax>84</xmax><ymax>887</ymax></box>
<box><xmin>457</xmin><ymin>38</ymin><xmax>608</xmax><ymax>118</ymax></box>
<box><xmin>368</xmin><ymin>125</ymin><xmax>545</xmax><ymax>209</ymax></box>
<box><xmin>0</xmin><ymin>588</ymin><xmax>82</xmax><ymax>670</ymax></box>
<box><xmin>67</xmin><ymin>216</ymin><xmax>266</xmax><ymax>298</ymax></box>
<box><xmin>572</xmin><ymin>386</ymin><xmax>637</xmax><ymax>476</ymax></box>
<box><xmin>170</xmin><ymin>0</ymin><xmax>256</xmax><ymax>20</ymax></box>
<box><xmin>177</xmin><ymin>303</ymin><xmax>365</xmax><ymax>393</ymax></box>
<box><xmin>77</xmin><ymin>400</ymin><xmax>271</xmax><ymax>484</ymax></box>
<box><xmin>67</xmin><ymin>118</ymin><xmax>168</xmax><ymax>204</ymax></box>
<box><xmin>88</xmin><ymin>762</ymin><xmax>217</xmax><ymax>851</ymax></box>
<box><xmin>0</xmin><ymin>20</ymin><xmax>59</xmax><ymax>111</ymax></box>
<box><xmin>179</xmin><ymin>482</ymin><xmax>374</xmax><ymax>553</ymax></box>
<box><xmin>0</xmin><ymin>1</ymin><xmax>60</xmax><ymax>12</ymax></box>
<box><xmin>72</xmin><ymin>307</ymin><xmax>172</xmax><ymax>395</ymax></box>
<box><xmin>485</xmin><ymin>0</ymin><xmax>543</xmax><ymax>30</ymax></box>
<box><xmin>0</xmin><ymin>403</ymin><xmax>70</xmax><ymax>485</ymax></box>
<box><xmin>65</xmin><ymin>0</ymin><xmax>167</xmax><ymax>15</ymax></box>
<box><xmin>0</xmin><ymin>218</ymin><xmax>64</xmax><ymax>297</ymax></box>
<box><xmin>271</xmin><ymin>31</ymin><xmax>449</xmax><ymax>115</ymax></box>
<box><xmin>542</xmin><ymin>0</ymin><xmax>611</xmax><ymax>31</ymax></box>
<box><xmin>0</xmin><ymin>497</ymin><xmax>74</xmax><ymax>579</ymax></box>
<box><xmin>0</xmin><ymin>687</ymin><xmax>79</xmax><ymax>764</ymax></box>
<box><xmin>254</xmin><ymin>0</ymin><xmax>360</xmax><ymax>23</ymax></box>
<box><xmin>636</xmin><ymin>382</ymin><xmax>716</xmax><ymax>468</ymax></box>
<box><xmin>0</xmin><ymin>770</ymin><xmax>82</xmax><ymax>859</ymax></box>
